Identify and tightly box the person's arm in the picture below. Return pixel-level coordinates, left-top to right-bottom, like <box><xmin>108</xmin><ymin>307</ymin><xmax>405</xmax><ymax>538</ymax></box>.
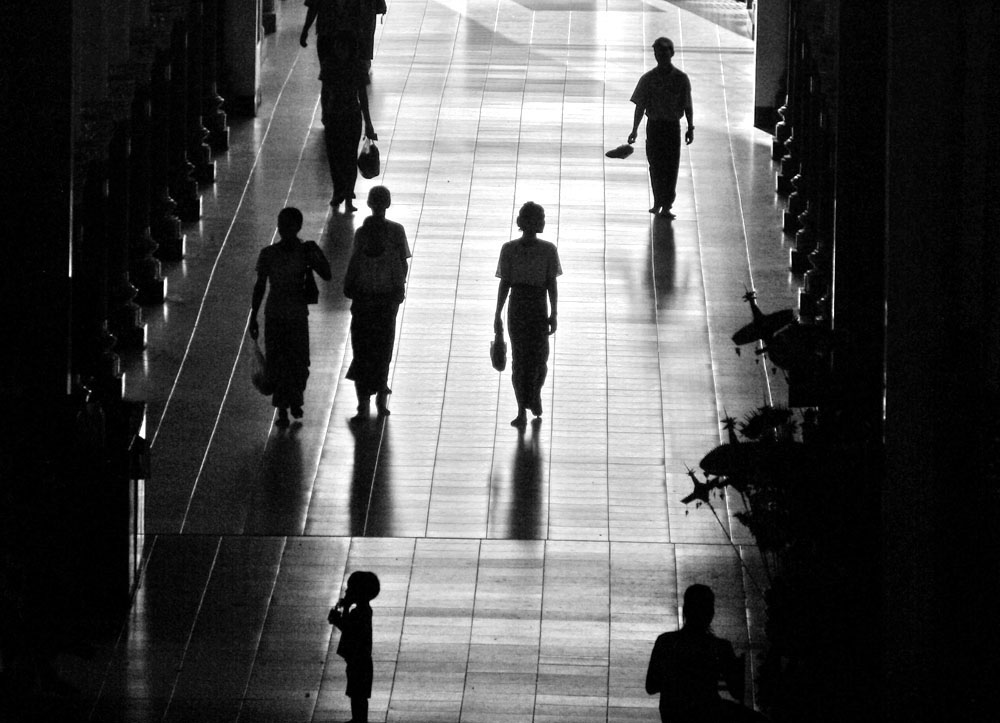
<box><xmin>684</xmin><ymin>80</ymin><xmax>694</xmax><ymax>144</ymax></box>
<box><xmin>359</xmin><ymin>83</ymin><xmax>377</xmax><ymax>140</ymax></box>
<box><xmin>300</xmin><ymin>5</ymin><xmax>318</xmax><ymax>47</ymax></box>
<box><xmin>327</xmin><ymin>600</ymin><xmax>348</xmax><ymax>629</ymax></box>
<box><xmin>546</xmin><ymin>276</ymin><xmax>558</xmax><ymax>334</ymax></box>
<box><xmin>721</xmin><ymin>642</ymin><xmax>745</xmax><ymax>704</ymax></box>
<box><xmin>249</xmin><ymin>270</ymin><xmax>266</xmax><ymax>339</ymax></box>
<box><xmin>494</xmin><ymin>280</ymin><xmax>510</xmax><ymax>334</ymax></box>
<box><xmin>397</xmin><ymin>226</ymin><xmax>410</xmax><ymax>277</ymax></box>
<box><xmin>343</xmin><ymin>250</ymin><xmax>359</xmax><ymax>299</ymax></box>
<box><xmin>645</xmin><ymin>638</ymin><xmax>664</xmax><ymax>695</ymax></box>
<box><xmin>629</xmin><ymin>103</ymin><xmax>644</xmax><ymax>144</ymax></box>
<box><xmin>307</xmin><ymin>241</ymin><xmax>333</xmax><ymax>281</ymax></box>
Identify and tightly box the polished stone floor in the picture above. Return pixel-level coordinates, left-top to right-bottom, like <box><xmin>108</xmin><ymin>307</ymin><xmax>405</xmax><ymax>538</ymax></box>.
<box><xmin>59</xmin><ymin>1</ymin><xmax>799</xmax><ymax>720</ymax></box>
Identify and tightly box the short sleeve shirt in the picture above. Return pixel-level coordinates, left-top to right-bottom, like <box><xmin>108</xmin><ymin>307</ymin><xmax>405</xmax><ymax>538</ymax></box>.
<box><xmin>257</xmin><ymin>240</ymin><xmax>324</xmax><ymax>320</ymax></box>
<box><xmin>630</xmin><ymin>66</ymin><xmax>692</xmax><ymax>121</ymax></box>
<box><xmin>495</xmin><ymin>239</ymin><xmax>562</xmax><ymax>288</ymax></box>
<box><xmin>305</xmin><ymin>0</ymin><xmax>362</xmax><ymax>37</ymax></box>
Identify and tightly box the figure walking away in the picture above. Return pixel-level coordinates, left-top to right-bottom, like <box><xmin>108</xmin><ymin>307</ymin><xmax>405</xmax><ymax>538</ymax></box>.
<box><xmin>646</xmin><ymin>584</ymin><xmax>766</xmax><ymax>722</ymax></box>
<box><xmin>343</xmin><ymin>186</ymin><xmax>409</xmax><ymax>420</ymax></box>
<box><xmin>328</xmin><ymin>571</ymin><xmax>380</xmax><ymax>723</ymax></box>
<box><xmin>320</xmin><ymin>29</ymin><xmax>376</xmax><ymax>212</ymax></box>
<box><xmin>628</xmin><ymin>36</ymin><xmax>694</xmax><ymax>219</ymax></box>
<box><xmin>494</xmin><ymin>202</ymin><xmax>561</xmax><ymax>428</ymax></box>
<box><xmin>250</xmin><ymin>207</ymin><xmax>332</xmax><ymax>428</ymax></box>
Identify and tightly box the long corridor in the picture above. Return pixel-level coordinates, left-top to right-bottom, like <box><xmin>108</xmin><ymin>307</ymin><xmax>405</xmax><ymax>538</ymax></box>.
<box><xmin>61</xmin><ymin>1</ymin><xmax>797</xmax><ymax>721</ymax></box>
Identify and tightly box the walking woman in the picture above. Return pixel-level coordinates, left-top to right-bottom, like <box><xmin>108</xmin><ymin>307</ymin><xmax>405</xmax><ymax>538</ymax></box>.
<box><xmin>320</xmin><ymin>28</ymin><xmax>376</xmax><ymax>213</ymax></box>
<box><xmin>344</xmin><ymin>186</ymin><xmax>409</xmax><ymax>420</ymax></box>
<box><xmin>494</xmin><ymin>202</ymin><xmax>561</xmax><ymax>428</ymax></box>
<box><xmin>250</xmin><ymin>207</ymin><xmax>332</xmax><ymax>428</ymax></box>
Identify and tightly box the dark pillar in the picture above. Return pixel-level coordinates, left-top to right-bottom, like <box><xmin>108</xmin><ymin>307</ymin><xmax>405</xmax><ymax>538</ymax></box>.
<box><xmin>883</xmin><ymin>2</ymin><xmax>1000</xmax><ymax>721</ymax></box>
<box><xmin>187</xmin><ymin>0</ymin><xmax>216</xmax><ymax>184</ymax></box>
<box><xmin>165</xmin><ymin>9</ymin><xmax>202</xmax><ymax>221</ymax></box>
<box><xmin>0</xmin><ymin>5</ymin><xmax>74</xmax><ymax>403</ymax></box>
<box><xmin>202</xmin><ymin>0</ymin><xmax>230</xmax><ymax>151</ymax></box>
<box><xmin>149</xmin><ymin>45</ymin><xmax>187</xmax><ymax>260</ymax></box>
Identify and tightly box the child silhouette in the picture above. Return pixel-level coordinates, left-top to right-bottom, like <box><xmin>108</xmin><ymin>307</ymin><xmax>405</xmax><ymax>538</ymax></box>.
<box><xmin>328</xmin><ymin>571</ymin><xmax>381</xmax><ymax>723</ymax></box>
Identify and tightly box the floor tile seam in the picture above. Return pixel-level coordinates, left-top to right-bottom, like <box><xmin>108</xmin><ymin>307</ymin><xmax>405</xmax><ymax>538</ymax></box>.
<box><xmin>344</xmin><ymin>5</ymin><xmax>472</xmax><ymax>539</ymax></box>
<box><xmin>155</xmin><ymin>537</ymin><xmax>224</xmax><ymax>721</ymax></box>
<box><xmin>704</xmin><ymin>16</ymin><xmax>775</xmax><ymax>626</ymax></box>
<box><xmin>149</xmin><ymin>47</ymin><xmax>312</xmax><ymax>451</ymax></box>
<box><xmin>673</xmin><ymin>11</ymin><xmax>768</xmax><ymax>659</ymax></box>
<box><xmin>177</xmin><ymin>84</ymin><xmax>326</xmax><ymax>534</ymax></box>
<box><xmin>301</xmin><ymin>293</ymin><xmax>356</xmax><ymax>535</ymax></box>
<box><xmin>410</xmin><ymin>1</ymin><xmax>525</xmax><ymax>539</ymax></box>
<box><xmin>234</xmin><ymin>537</ymin><xmax>293</xmax><ymax>717</ymax></box>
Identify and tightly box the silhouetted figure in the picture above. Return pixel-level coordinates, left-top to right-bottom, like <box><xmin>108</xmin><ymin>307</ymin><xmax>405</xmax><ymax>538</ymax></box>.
<box><xmin>320</xmin><ymin>29</ymin><xmax>376</xmax><ymax>212</ymax></box>
<box><xmin>328</xmin><ymin>570</ymin><xmax>380</xmax><ymax>723</ymax></box>
<box><xmin>250</xmin><ymin>207</ymin><xmax>332</xmax><ymax>428</ymax></box>
<box><xmin>344</xmin><ymin>186</ymin><xmax>409</xmax><ymax>419</ymax></box>
<box><xmin>301</xmin><ymin>0</ymin><xmax>360</xmax><ymax>62</ymax></box>
<box><xmin>646</xmin><ymin>584</ymin><xmax>764</xmax><ymax>722</ymax></box>
<box><xmin>494</xmin><ymin>202</ymin><xmax>561</xmax><ymax>428</ymax></box>
<box><xmin>628</xmin><ymin>37</ymin><xmax>694</xmax><ymax>219</ymax></box>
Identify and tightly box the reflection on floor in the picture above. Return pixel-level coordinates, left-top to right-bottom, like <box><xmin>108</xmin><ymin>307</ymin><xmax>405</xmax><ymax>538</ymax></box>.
<box><xmin>58</xmin><ymin>1</ymin><xmax>798</xmax><ymax>720</ymax></box>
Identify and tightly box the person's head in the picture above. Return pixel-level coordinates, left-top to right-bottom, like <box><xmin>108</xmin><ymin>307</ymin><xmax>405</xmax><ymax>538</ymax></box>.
<box><xmin>682</xmin><ymin>584</ymin><xmax>715</xmax><ymax>631</ymax></box>
<box><xmin>346</xmin><ymin>570</ymin><xmax>381</xmax><ymax>603</ymax></box>
<box><xmin>367</xmin><ymin>185</ymin><xmax>391</xmax><ymax>213</ymax></box>
<box><xmin>277</xmin><ymin>207</ymin><xmax>303</xmax><ymax>239</ymax></box>
<box><xmin>516</xmin><ymin>202</ymin><xmax>546</xmax><ymax>235</ymax></box>
<box><xmin>652</xmin><ymin>36</ymin><xmax>675</xmax><ymax>66</ymax></box>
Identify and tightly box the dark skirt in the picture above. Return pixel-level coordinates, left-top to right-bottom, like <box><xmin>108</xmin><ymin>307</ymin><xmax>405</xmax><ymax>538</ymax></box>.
<box><xmin>507</xmin><ymin>286</ymin><xmax>550</xmax><ymax>410</ymax></box>
<box><xmin>347</xmin><ymin>298</ymin><xmax>400</xmax><ymax>395</ymax></box>
<box><xmin>345</xmin><ymin>657</ymin><xmax>374</xmax><ymax>698</ymax></box>
<box><xmin>264</xmin><ymin>317</ymin><xmax>310</xmax><ymax>409</ymax></box>
<box><xmin>323</xmin><ymin>108</ymin><xmax>362</xmax><ymax>201</ymax></box>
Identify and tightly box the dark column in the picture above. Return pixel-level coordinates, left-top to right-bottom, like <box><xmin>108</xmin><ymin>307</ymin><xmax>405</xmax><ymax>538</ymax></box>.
<box><xmin>202</xmin><ymin>0</ymin><xmax>230</xmax><ymax>150</ymax></box>
<box><xmin>149</xmin><ymin>45</ymin><xmax>187</xmax><ymax>260</ymax></box>
<box><xmin>882</xmin><ymin>2</ymin><xmax>1000</xmax><ymax>721</ymax></box>
<box><xmin>107</xmin><ymin>69</ymin><xmax>148</xmax><ymax>351</ymax></box>
<box><xmin>187</xmin><ymin>0</ymin><xmax>216</xmax><ymax>184</ymax></box>
<box><xmin>164</xmin><ymin>7</ymin><xmax>202</xmax><ymax>221</ymax></box>
<box><xmin>127</xmin><ymin>32</ymin><xmax>168</xmax><ymax>304</ymax></box>
<box><xmin>1</xmin><ymin>5</ymin><xmax>74</xmax><ymax>403</ymax></box>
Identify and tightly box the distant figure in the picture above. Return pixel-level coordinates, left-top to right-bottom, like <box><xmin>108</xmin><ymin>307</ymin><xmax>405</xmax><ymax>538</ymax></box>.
<box><xmin>320</xmin><ymin>29</ymin><xmax>376</xmax><ymax>212</ymax></box>
<box><xmin>628</xmin><ymin>36</ymin><xmax>694</xmax><ymax>219</ymax></box>
<box><xmin>250</xmin><ymin>207</ymin><xmax>332</xmax><ymax>428</ymax></box>
<box><xmin>646</xmin><ymin>584</ymin><xmax>764</xmax><ymax>722</ymax></box>
<box><xmin>494</xmin><ymin>202</ymin><xmax>561</xmax><ymax>428</ymax></box>
<box><xmin>343</xmin><ymin>186</ymin><xmax>409</xmax><ymax>419</ymax></box>
<box><xmin>328</xmin><ymin>570</ymin><xmax>380</xmax><ymax>723</ymax></box>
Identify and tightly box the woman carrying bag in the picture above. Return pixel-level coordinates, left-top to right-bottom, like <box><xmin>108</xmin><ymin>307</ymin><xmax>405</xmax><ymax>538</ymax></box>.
<box><xmin>320</xmin><ymin>28</ymin><xmax>376</xmax><ymax>212</ymax></box>
<box><xmin>250</xmin><ymin>207</ymin><xmax>332</xmax><ymax>428</ymax></box>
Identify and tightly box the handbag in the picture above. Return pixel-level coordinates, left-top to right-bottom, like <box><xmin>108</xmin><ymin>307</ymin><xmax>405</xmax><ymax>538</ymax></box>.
<box><xmin>250</xmin><ymin>339</ymin><xmax>274</xmax><ymax>395</ymax></box>
<box><xmin>303</xmin><ymin>267</ymin><xmax>319</xmax><ymax>304</ymax></box>
<box><xmin>490</xmin><ymin>330</ymin><xmax>507</xmax><ymax>372</ymax></box>
<box><xmin>605</xmin><ymin>142</ymin><xmax>634</xmax><ymax>159</ymax></box>
<box><xmin>358</xmin><ymin>137</ymin><xmax>381</xmax><ymax>179</ymax></box>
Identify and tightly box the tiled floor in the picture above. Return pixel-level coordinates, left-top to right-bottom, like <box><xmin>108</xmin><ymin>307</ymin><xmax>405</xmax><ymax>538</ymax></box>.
<box><xmin>59</xmin><ymin>1</ymin><xmax>799</xmax><ymax>720</ymax></box>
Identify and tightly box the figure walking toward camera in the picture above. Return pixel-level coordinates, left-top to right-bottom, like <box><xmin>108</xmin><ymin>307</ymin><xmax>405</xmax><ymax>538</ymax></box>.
<box><xmin>494</xmin><ymin>202</ymin><xmax>561</xmax><ymax>428</ymax></box>
<box><xmin>646</xmin><ymin>584</ymin><xmax>765</xmax><ymax>722</ymax></box>
<box><xmin>343</xmin><ymin>186</ymin><xmax>409</xmax><ymax>420</ymax></box>
<box><xmin>628</xmin><ymin>36</ymin><xmax>694</xmax><ymax>219</ymax></box>
<box><xmin>250</xmin><ymin>208</ymin><xmax>332</xmax><ymax>428</ymax></box>
<box><xmin>328</xmin><ymin>571</ymin><xmax>380</xmax><ymax>723</ymax></box>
